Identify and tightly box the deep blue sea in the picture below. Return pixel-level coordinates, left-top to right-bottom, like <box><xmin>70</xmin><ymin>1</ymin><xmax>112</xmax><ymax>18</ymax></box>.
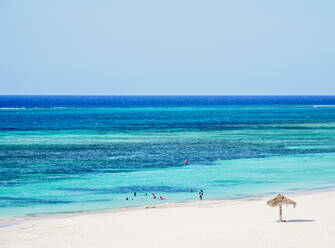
<box><xmin>1</xmin><ymin>95</ymin><xmax>335</xmax><ymax>217</ymax></box>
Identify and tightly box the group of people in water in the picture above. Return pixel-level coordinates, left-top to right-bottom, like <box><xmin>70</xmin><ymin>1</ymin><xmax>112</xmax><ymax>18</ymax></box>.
<box><xmin>125</xmin><ymin>189</ymin><xmax>204</xmax><ymax>201</ymax></box>
<box><xmin>125</xmin><ymin>192</ymin><xmax>166</xmax><ymax>201</ymax></box>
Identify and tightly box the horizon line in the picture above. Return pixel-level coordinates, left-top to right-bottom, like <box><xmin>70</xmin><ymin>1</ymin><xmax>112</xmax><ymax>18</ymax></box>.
<box><xmin>1</xmin><ymin>94</ymin><xmax>335</xmax><ymax>97</ymax></box>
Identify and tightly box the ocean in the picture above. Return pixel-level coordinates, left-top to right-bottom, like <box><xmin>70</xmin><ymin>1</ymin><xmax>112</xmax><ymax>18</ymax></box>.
<box><xmin>1</xmin><ymin>95</ymin><xmax>335</xmax><ymax>217</ymax></box>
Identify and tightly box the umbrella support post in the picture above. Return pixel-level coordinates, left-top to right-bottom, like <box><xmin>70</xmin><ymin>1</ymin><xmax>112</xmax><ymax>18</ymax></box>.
<box><xmin>279</xmin><ymin>206</ymin><xmax>282</xmax><ymax>222</ymax></box>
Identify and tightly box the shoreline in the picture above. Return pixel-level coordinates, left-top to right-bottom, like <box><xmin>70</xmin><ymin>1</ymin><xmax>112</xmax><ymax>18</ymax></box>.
<box><xmin>1</xmin><ymin>186</ymin><xmax>334</xmax><ymax>229</ymax></box>
<box><xmin>1</xmin><ymin>188</ymin><xmax>335</xmax><ymax>247</ymax></box>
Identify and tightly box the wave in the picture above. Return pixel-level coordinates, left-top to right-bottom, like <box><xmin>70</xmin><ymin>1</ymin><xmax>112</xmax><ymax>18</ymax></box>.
<box><xmin>313</xmin><ymin>105</ymin><xmax>335</xmax><ymax>108</ymax></box>
<box><xmin>0</xmin><ymin>107</ymin><xmax>71</xmax><ymax>110</ymax></box>
<box><xmin>0</xmin><ymin>107</ymin><xmax>26</xmax><ymax>110</ymax></box>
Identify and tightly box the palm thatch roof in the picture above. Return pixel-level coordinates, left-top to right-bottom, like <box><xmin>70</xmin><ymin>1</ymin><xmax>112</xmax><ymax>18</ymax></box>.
<box><xmin>267</xmin><ymin>194</ymin><xmax>296</xmax><ymax>208</ymax></box>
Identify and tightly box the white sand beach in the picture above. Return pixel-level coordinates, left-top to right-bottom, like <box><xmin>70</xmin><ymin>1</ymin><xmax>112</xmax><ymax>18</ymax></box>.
<box><xmin>1</xmin><ymin>190</ymin><xmax>334</xmax><ymax>248</ymax></box>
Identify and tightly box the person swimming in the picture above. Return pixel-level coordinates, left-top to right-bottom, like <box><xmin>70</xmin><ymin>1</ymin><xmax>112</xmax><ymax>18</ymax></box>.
<box><xmin>134</xmin><ymin>192</ymin><xmax>136</xmax><ymax>197</ymax></box>
<box><xmin>151</xmin><ymin>193</ymin><xmax>156</xmax><ymax>199</ymax></box>
<box><xmin>125</xmin><ymin>197</ymin><xmax>129</xmax><ymax>200</ymax></box>
<box><xmin>159</xmin><ymin>196</ymin><xmax>166</xmax><ymax>200</ymax></box>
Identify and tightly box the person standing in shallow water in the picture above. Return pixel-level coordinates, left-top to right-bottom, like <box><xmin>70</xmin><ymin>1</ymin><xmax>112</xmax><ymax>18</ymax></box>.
<box><xmin>134</xmin><ymin>192</ymin><xmax>136</xmax><ymax>197</ymax></box>
<box><xmin>199</xmin><ymin>190</ymin><xmax>204</xmax><ymax>200</ymax></box>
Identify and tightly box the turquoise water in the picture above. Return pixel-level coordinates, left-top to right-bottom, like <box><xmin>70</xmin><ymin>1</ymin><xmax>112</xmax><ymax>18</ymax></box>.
<box><xmin>1</xmin><ymin>96</ymin><xmax>335</xmax><ymax>217</ymax></box>
<box><xmin>2</xmin><ymin>152</ymin><xmax>335</xmax><ymax>217</ymax></box>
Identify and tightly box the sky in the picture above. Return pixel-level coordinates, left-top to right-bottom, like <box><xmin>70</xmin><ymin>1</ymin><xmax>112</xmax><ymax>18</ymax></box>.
<box><xmin>0</xmin><ymin>0</ymin><xmax>334</xmax><ymax>95</ymax></box>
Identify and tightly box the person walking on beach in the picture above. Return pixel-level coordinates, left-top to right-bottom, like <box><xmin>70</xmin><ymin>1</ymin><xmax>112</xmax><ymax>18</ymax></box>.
<box><xmin>199</xmin><ymin>190</ymin><xmax>204</xmax><ymax>200</ymax></box>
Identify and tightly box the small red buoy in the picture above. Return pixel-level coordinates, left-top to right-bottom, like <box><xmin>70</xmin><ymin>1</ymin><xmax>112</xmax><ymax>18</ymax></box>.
<box><xmin>184</xmin><ymin>160</ymin><xmax>188</xmax><ymax>164</ymax></box>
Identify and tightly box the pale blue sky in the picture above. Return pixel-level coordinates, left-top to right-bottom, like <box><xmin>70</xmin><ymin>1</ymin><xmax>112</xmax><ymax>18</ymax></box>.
<box><xmin>0</xmin><ymin>0</ymin><xmax>334</xmax><ymax>95</ymax></box>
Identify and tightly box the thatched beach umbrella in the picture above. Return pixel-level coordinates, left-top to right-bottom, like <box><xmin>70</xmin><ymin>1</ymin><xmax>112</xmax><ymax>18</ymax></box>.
<box><xmin>267</xmin><ymin>194</ymin><xmax>296</xmax><ymax>222</ymax></box>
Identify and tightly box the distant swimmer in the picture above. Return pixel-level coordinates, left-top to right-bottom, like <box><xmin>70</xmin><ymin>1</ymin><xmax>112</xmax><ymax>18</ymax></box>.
<box><xmin>190</xmin><ymin>189</ymin><xmax>193</xmax><ymax>193</ymax></box>
<box><xmin>134</xmin><ymin>192</ymin><xmax>136</xmax><ymax>197</ymax></box>
<box><xmin>159</xmin><ymin>196</ymin><xmax>166</xmax><ymax>200</ymax></box>
<box><xmin>152</xmin><ymin>193</ymin><xmax>156</xmax><ymax>199</ymax></box>
<box><xmin>184</xmin><ymin>160</ymin><xmax>188</xmax><ymax>164</ymax></box>
<box><xmin>125</xmin><ymin>197</ymin><xmax>129</xmax><ymax>200</ymax></box>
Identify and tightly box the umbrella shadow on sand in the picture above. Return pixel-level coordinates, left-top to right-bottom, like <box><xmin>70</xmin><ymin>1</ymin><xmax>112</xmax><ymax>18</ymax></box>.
<box><xmin>285</xmin><ymin>219</ymin><xmax>315</xmax><ymax>223</ymax></box>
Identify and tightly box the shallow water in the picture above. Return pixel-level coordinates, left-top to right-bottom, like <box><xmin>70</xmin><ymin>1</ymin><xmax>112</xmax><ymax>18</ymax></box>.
<box><xmin>1</xmin><ymin>96</ymin><xmax>335</xmax><ymax>217</ymax></box>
